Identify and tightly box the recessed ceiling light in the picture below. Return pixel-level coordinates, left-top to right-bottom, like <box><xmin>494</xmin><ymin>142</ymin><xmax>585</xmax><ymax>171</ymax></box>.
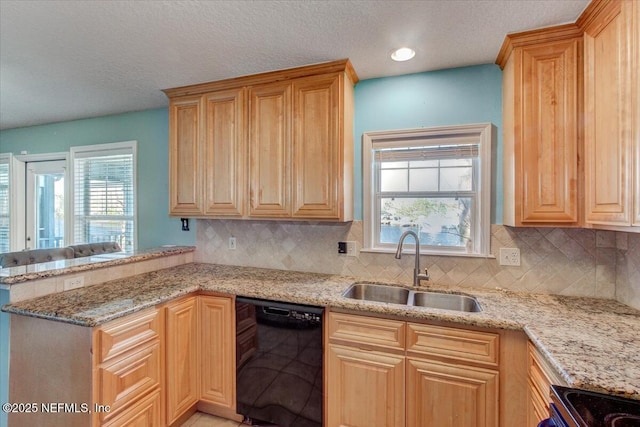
<box><xmin>391</xmin><ymin>47</ymin><xmax>416</xmax><ymax>62</ymax></box>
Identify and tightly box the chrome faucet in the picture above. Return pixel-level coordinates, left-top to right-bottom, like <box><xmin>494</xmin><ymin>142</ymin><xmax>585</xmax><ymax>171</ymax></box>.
<box><xmin>395</xmin><ymin>230</ymin><xmax>430</xmax><ymax>286</ymax></box>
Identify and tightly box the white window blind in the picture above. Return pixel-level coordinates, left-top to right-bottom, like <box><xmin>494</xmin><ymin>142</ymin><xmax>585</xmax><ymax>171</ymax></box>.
<box><xmin>0</xmin><ymin>155</ymin><xmax>10</xmax><ymax>253</ymax></box>
<box><xmin>71</xmin><ymin>142</ymin><xmax>136</xmax><ymax>251</ymax></box>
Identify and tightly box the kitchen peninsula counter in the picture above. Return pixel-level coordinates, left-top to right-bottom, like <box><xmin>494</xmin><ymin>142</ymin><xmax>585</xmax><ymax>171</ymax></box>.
<box><xmin>2</xmin><ymin>262</ymin><xmax>639</xmax><ymax>401</ymax></box>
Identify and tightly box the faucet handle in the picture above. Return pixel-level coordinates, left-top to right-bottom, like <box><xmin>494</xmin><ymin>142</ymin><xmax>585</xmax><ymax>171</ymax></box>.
<box><xmin>417</xmin><ymin>268</ymin><xmax>430</xmax><ymax>283</ymax></box>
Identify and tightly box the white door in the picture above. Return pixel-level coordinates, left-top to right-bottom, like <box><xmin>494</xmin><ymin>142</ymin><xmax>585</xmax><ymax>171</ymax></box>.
<box><xmin>25</xmin><ymin>160</ymin><xmax>68</xmax><ymax>249</ymax></box>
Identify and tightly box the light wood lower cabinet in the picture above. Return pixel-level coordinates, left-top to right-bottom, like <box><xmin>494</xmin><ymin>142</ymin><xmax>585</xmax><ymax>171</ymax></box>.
<box><xmin>93</xmin><ymin>308</ymin><xmax>164</xmax><ymax>427</ymax></box>
<box><xmin>326</xmin><ymin>344</ymin><xmax>405</xmax><ymax>427</ymax></box>
<box><xmin>9</xmin><ymin>295</ymin><xmax>238</xmax><ymax>427</ymax></box>
<box><xmin>102</xmin><ymin>389</ymin><xmax>162</xmax><ymax>427</ymax></box>
<box><xmin>165</xmin><ymin>296</ymin><xmax>198</xmax><ymax>424</ymax></box>
<box><xmin>406</xmin><ymin>358</ymin><xmax>498</xmax><ymax>427</ymax></box>
<box><xmin>198</xmin><ymin>295</ymin><xmax>235</xmax><ymax>408</ymax></box>
<box><xmin>326</xmin><ymin>311</ymin><xmax>526</xmax><ymax>427</ymax></box>
<box><xmin>527</xmin><ymin>341</ymin><xmax>567</xmax><ymax>425</ymax></box>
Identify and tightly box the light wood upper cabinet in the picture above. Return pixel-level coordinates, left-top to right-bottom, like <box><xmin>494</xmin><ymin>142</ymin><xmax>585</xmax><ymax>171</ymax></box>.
<box><xmin>498</xmin><ymin>25</ymin><xmax>583</xmax><ymax>227</ymax></box>
<box><xmin>164</xmin><ymin>59</ymin><xmax>357</xmax><ymax>221</ymax></box>
<box><xmin>248</xmin><ymin>82</ymin><xmax>292</xmax><ymax>217</ymax></box>
<box><xmin>580</xmin><ymin>0</ymin><xmax>639</xmax><ymax>229</ymax></box>
<box><xmin>292</xmin><ymin>73</ymin><xmax>353</xmax><ymax>220</ymax></box>
<box><xmin>203</xmin><ymin>89</ymin><xmax>246</xmax><ymax>216</ymax></box>
<box><xmin>168</xmin><ymin>96</ymin><xmax>203</xmax><ymax>216</ymax></box>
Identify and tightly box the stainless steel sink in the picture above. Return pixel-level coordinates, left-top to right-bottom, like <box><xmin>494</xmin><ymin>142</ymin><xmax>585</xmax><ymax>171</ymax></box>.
<box><xmin>342</xmin><ymin>283</ymin><xmax>482</xmax><ymax>312</ymax></box>
<box><xmin>412</xmin><ymin>291</ymin><xmax>482</xmax><ymax>312</ymax></box>
<box><xmin>342</xmin><ymin>283</ymin><xmax>410</xmax><ymax>305</ymax></box>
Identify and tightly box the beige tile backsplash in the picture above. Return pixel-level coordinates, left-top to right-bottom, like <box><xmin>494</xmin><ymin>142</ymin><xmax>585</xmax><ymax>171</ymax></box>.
<box><xmin>195</xmin><ymin>219</ymin><xmax>640</xmax><ymax>310</ymax></box>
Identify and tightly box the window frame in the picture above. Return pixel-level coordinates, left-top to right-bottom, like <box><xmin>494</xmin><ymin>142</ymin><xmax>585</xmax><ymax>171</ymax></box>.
<box><xmin>70</xmin><ymin>140</ymin><xmax>137</xmax><ymax>251</ymax></box>
<box><xmin>362</xmin><ymin>123</ymin><xmax>493</xmax><ymax>257</ymax></box>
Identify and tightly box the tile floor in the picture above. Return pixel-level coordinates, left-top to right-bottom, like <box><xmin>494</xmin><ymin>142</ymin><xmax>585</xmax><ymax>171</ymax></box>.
<box><xmin>180</xmin><ymin>412</ymin><xmax>243</xmax><ymax>427</ymax></box>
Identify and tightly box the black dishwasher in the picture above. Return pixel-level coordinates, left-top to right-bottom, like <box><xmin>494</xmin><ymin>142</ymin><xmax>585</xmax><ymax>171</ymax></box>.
<box><xmin>235</xmin><ymin>297</ymin><xmax>323</xmax><ymax>427</ymax></box>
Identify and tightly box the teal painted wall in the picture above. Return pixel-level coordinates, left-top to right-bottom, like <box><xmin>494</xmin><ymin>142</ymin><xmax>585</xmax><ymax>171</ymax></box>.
<box><xmin>0</xmin><ymin>108</ymin><xmax>196</xmax><ymax>249</ymax></box>
<box><xmin>0</xmin><ymin>291</ymin><xmax>8</xmax><ymax>427</ymax></box>
<box><xmin>353</xmin><ymin>64</ymin><xmax>503</xmax><ymax>222</ymax></box>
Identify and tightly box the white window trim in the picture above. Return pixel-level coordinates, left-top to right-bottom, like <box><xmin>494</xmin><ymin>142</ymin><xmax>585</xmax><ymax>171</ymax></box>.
<box><xmin>69</xmin><ymin>140</ymin><xmax>138</xmax><ymax>250</ymax></box>
<box><xmin>362</xmin><ymin>123</ymin><xmax>493</xmax><ymax>257</ymax></box>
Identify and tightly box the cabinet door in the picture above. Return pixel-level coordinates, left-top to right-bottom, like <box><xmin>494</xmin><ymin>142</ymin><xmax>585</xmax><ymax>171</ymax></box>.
<box><xmin>292</xmin><ymin>74</ymin><xmax>342</xmax><ymax>219</ymax></box>
<box><xmin>168</xmin><ymin>96</ymin><xmax>203</xmax><ymax>215</ymax></box>
<box><xmin>406</xmin><ymin>358</ymin><xmax>499</xmax><ymax>427</ymax></box>
<box><xmin>199</xmin><ymin>295</ymin><xmax>235</xmax><ymax>408</ymax></box>
<box><xmin>519</xmin><ymin>39</ymin><xmax>581</xmax><ymax>224</ymax></box>
<box><xmin>326</xmin><ymin>344</ymin><xmax>405</xmax><ymax>427</ymax></box>
<box><xmin>583</xmin><ymin>1</ymin><xmax>634</xmax><ymax>226</ymax></box>
<box><xmin>165</xmin><ymin>296</ymin><xmax>198</xmax><ymax>424</ymax></box>
<box><xmin>203</xmin><ymin>89</ymin><xmax>246</xmax><ymax>216</ymax></box>
<box><xmin>248</xmin><ymin>82</ymin><xmax>292</xmax><ymax>217</ymax></box>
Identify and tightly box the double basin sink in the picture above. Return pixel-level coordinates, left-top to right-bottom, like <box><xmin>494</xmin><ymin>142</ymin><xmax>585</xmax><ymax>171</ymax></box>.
<box><xmin>342</xmin><ymin>283</ymin><xmax>482</xmax><ymax>313</ymax></box>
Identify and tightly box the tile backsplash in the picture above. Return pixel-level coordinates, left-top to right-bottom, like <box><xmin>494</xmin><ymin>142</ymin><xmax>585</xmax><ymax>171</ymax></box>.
<box><xmin>195</xmin><ymin>220</ymin><xmax>640</xmax><ymax>310</ymax></box>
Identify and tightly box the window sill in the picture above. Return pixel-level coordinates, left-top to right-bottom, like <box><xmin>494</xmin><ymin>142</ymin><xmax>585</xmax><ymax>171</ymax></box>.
<box><xmin>360</xmin><ymin>247</ymin><xmax>496</xmax><ymax>259</ymax></box>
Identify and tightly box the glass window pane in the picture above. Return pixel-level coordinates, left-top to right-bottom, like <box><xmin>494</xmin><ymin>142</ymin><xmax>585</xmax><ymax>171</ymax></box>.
<box><xmin>34</xmin><ymin>173</ymin><xmax>65</xmax><ymax>249</ymax></box>
<box><xmin>381</xmin><ymin>169</ymin><xmax>407</xmax><ymax>192</ymax></box>
<box><xmin>409</xmin><ymin>168</ymin><xmax>438</xmax><ymax>191</ymax></box>
<box><xmin>381</xmin><ymin>161</ymin><xmax>408</xmax><ymax>169</ymax></box>
<box><xmin>440</xmin><ymin>167</ymin><xmax>472</xmax><ymax>191</ymax></box>
<box><xmin>379</xmin><ymin>197</ymin><xmax>473</xmax><ymax>248</ymax></box>
<box><xmin>410</xmin><ymin>159</ymin><xmax>438</xmax><ymax>168</ymax></box>
<box><xmin>440</xmin><ymin>158</ymin><xmax>472</xmax><ymax>167</ymax></box>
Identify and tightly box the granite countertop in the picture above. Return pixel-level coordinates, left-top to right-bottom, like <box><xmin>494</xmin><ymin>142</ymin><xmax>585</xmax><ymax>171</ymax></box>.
<box><xmin>2</xmin><ymin>262</ymin><xmax>639</xmax><ymax>401</ymax></box>
<box><xmin>0</xmin><ymin>245</ymin><xmax>195</xmax><ymax>286</ymax></box>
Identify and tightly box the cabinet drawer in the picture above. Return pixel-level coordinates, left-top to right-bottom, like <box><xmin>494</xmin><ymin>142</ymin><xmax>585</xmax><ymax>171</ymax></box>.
<box><xmin>528</xmin><ymin>342</ymin><xmax>565</xmax><ymax>386</ymax></box>
<box><xmin>406</xmin><ymin>323</ymin><xmax>499</xmax><ymax>366</ymax></box>
<box><xmin>529</xmin><ymin>378</ymin><xmax>550</xmax><ymax>422</ymax></box>
<box><xmin>529</xmin><ymin>354</ymin><xmax>553</xmax><ymax>403</ymax></box>
<box><xmin>95</xmin><ymin>342</ymin><xmax>161</xmax><ymax>423</ymax></box>
<box><xmin>328</xmin><ymin>312</ymin><xmax>405</xmax><ymax>352</ymax></box>
<box><xmin>94</xmin><ymin>308</ymin><xmax>160</xmax><ymax>364</ymax></box>
<box><xmin>102</xmin><ymin>389</ymin><xmax>162</xmax><ymax>427</ymax></box>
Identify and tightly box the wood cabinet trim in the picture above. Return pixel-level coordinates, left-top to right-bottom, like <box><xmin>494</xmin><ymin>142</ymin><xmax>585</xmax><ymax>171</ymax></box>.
<box><xmin>577</xmin><ymin>0</ymin><xmax>623</xmax><ymax>35</ymax></box>
<box><xmin>163</xmin><ymin>59</ymin><xmax>358</xmax><ymax>98</ymax></box>
<box><xmin>496</xmin><ymin>23</ymin><xmax>583</xmax><ymax>69</ymax></box>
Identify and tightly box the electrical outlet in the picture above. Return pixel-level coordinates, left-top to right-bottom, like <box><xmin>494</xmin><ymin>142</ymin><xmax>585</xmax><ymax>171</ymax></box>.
<box><xmin>499</xmin><ymin>248</ymin><xmax>521</xmax><ymax>266</ymax></box>
<box><xmin>229</xmin><ymin>237</ymin><xmax>237</xmax><ymax>250</ymax></box>
<box><xmin>64</xmin><ymin>276</ymin><xmax>85</xmax><ymax>290</ymax></box>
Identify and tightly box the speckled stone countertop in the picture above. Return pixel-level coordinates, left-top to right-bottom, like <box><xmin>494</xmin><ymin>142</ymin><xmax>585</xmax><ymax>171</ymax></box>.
<box><xmin>0</xmin><ymin>245</ymin><xmax>195</xmax><ymax>286</ymax></box>
<box><xmin>2</xmin><ymin>262</ymin><xmax>639</xmax><ymax>401</ymax></box>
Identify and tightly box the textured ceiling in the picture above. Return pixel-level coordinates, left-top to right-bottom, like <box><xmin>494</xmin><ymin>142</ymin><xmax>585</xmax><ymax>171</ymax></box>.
<box><xmin>0</xmin><ymin>0</ymin><xmax>589</xmax><ymax>130</ymax></box>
